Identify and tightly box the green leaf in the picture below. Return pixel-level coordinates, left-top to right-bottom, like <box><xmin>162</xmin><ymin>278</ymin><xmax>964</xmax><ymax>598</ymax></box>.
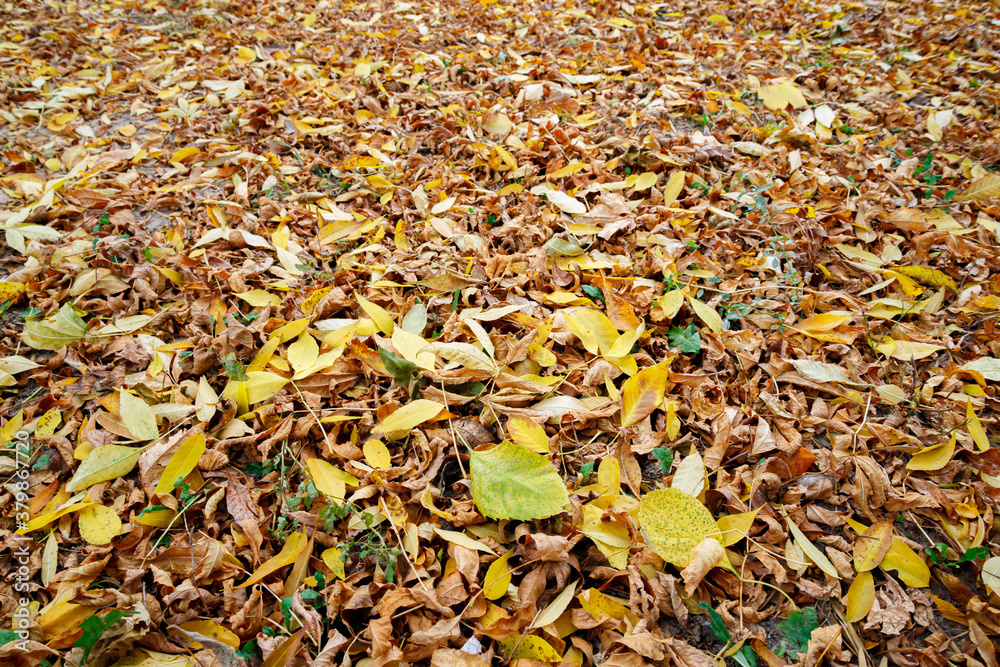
<box><xmin>74</xmin><ymin>610</ymin><xmax>137</xmax><ymax>666</ymax></box>
<box><xmin>652</xmin><ymin>446</ymin><xmax>674</xmax><ymax>474</ymax></box>
<box><xmin>669</xmin><ymin>323</ymin><xmax>701</xmax><ymax>354</ymax></box>
<box><xmin>378</xmin><ymin>347</ymin><xmax>420</xmax><ymax>387</ymax></box>
<box><xmin>222</xmin><ymin>353</ymin><xmax>248</xmax><ymax>381</ymax></box>
<box><xmin>776</xmin><ymin>607</ymin><xmax>819</xmax><ymax>658</ymax></box>
<box><xmin>699</xmin><ymin>602</ymin><xmax>731</xmax><ymax>643</ymax></box>
<box><xmin>470</xmin><ymin>440</ymin><xmax>569</xmax><ymax>520</ymax></box>
<box><xmin>582</xmin><ymin>284</ymin><xmax>605</xmax><ymax>305</ymax></box>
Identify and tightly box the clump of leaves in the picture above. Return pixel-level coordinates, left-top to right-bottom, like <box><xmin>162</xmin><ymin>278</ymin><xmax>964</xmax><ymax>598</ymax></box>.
<box><xmin>74</xmin><ymin>610</ymin><xmax>137</xmax><ymax>666</ymax></box>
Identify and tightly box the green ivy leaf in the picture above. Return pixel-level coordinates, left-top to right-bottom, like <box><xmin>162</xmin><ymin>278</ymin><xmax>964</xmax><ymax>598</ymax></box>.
<box><xmin>776</xmin><ymin>607</ymin><xmax>819</xmax><ymax>658</ymax></box>
<box><xmin>669</xmin><ymin>323</ymin><xmax>701</xmax><ymax>354</ymax></box>
<box><xmin>652</xmin><ymin>447</ymin><xmax>674</xmax><ymax>474</ymax></box>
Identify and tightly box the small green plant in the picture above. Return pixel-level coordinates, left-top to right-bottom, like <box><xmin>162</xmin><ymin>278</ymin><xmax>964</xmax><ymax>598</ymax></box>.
<box><xmin>700</xmin><ymin>602</ymin><xmax>757</xmax><ymax>667</ymax></box>
<box><xmin>74</xmin><ymin>610</ymin><xmax>138</xmax><ymax>666</ymax></box>
<box><xmin>651</xmin><ymin>447</ymin><xmax>673</xmax><ymax>474</ymax></box>
<box><xmin>221</xmin><ymin>353</ymin><xmax>248</xmax><ymax>381</ymax></box>
<box><xmin>925</xmin><ymin>543</ymin><xmax>989</xmax><ymax>567</ymax></box>
<box><xmin>669</xmin><ymin>323</ymin><xmax>701</xmax><ymax>354</ymax></box>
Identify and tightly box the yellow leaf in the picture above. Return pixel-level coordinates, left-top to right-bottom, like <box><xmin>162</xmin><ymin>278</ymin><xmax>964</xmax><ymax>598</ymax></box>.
<box><xmin>170</xmin><ymin>146</ymin><xmax>201</xmax><ymax>164</ymax></box>
<box><xmin>154</xmin><ymin>433</ymin><xmax>206</xmax><ymax>495</ymax></box>
<box><xmin>846</xmin><ymin>571</ymin><xmax>875</xmax><ymax>622</ymax></box>
<box><xmin>620</xmin><ymin>360</ymin><xmax>671</xmax><ymax>426</ymax></box>
<box><xmin>792</xmin><ymin>311</ymin><xmax>852</xmax><ymax>335</ymax></box>
<box><xmin>507</xmin><ymin>415</ymin><xmax>548</xmax><ymax>454</ymax></box>
<box><xmin>322</xmin><ymin>547</ymin><xmax>346</xmax><ymax>580</ymax></box>
<box><xmin>372</xmin><ymin>399</ymin><xmax>444</xmax><ymax>435</ymax></box>
<box><xmin>237</xmin><ymin>290</ymin><xmax>282</xmax><ymax>308</ymax></box>
<box><xmin>755</xmin><ymin>83</ymin><xmax>808</xmax><ymax>110</ymax></box>
<box><xmin>235</xmin><ymin>45</ymin><xmax>258</xmax><ymax>65</ymax></box>
<box><xmin>0</xmin><ymin>282</ymin><xmax>25</xmax><ymax>302</ymax></box>
<box><xmin>433</xmin><ymin>527</ymin><xmax>496</xmax><ymax>554</ymax></box>
<box><xmin>306</xmin><ymin>458</ymin><xmax>347</xmax><ymax>501</ymax></box>
<box><xmin>882</xmin><ymin>538</ymin><xmax>930</xmax><ymax>587</ymax></box>
<box><xmin>355</xmin><ymin>293</ymin><xmax>394</xmax><ymax>335</ymax></box>
<box><xmin>18</xmin><ymin>501</ymin><xmax>93</xmax><ymax>534</ymax></box>
<box><xmin>957</xmin><ymin>174</ymin><xmax>1000</xmax><ymax>202</ymax></box>
<box><xmin>716</xmin><ymin>508</ymin><xmax>760</xmax><ymax>547</ymax></box>
<box><xmin>906</xmin><ymin>433</ymin><xmax>956</xmax><ymax>471</ymax></box>
<box><xmin>665</xmin><ymin>401</ymin><xmax>680</xmax><ymax>440</ymax></box>
<box><xmin>221</xmin><ymin>371</ymin><xmax>288</xmax><ymax>405</ymax></box>
<box><xmin>686</xmin><ymin>295</ymin><xmax>722</xmax><ymax>333</ymax></box>
<box><xmin>499</xmin><ymin>635</ymin><xmax>561</xmax><ymax>662</ymax></box>
<box><xmin>119</xmin><ymin>389</ymin><xmax>159</xmax><ymax>441</ymax></box>
<box><xmin>483</xmin><ymin>549</ymin><xmax>513</xmax><ymax>600</ymax></box>
<box><xmin>66</xmin><ymin>445</ymin><xmax>144</xmax><ymax>492</ymax></box>
<box><xmin>77</xmin><ymin>505</ymin><xmax>122</xmax><ymax>545</ymax></box>
<box><xmin>175</xmin><ymin>620</ymin><xmax>240</xmax><ymax>649</ymax></box>
<box><xmin>845</xmin><ymin>518</ymin><xmax>930</xmax><ymax>587</ymax></box>
<box><xmin>787</xmin><ymin>517</ymin><xmax>841</xmax><ymax>579</ymax></box>
<box><xmin>661</xmin><ymin>171</ymin><xmax>686</xmax><ymax>209</ymax></box>
<box><xmin>657</xmin><ymin>289</ymin><xmax>684</xmax><ymax>320</ymax></box>
<box><xmin>875</xmin><ymin>338</ymin><xmax>945</xmax><ymax>360</ymax></box>
<box><xmin>562</xmin><ymin>310</ymin><xmax>600</xmax><ymax>356</ymax></box>
<box><xmin>363</xmin><ymin>439</ymin><xmax>392</xmax><ymax>469</ymax></box>
<box><xmin>35</xmin><ymin>408</ymin><xmax>61</xmax><ymax>437</ymax></box>
<box><xmin>262</xmin><ymin>629</ymin><xmax>304</xmax><ymax>667</ymax></box>
<box><xmin>287</xmin><ymin>332</ymin><xmax>319</xmax><ymax>375</ymax></box>
<box><xmin>423</xmin><ymin>341</ymin><xmax>497</xmax><ymax>373</ymax></box>
<box><xmin>236</xmin><ymin>530</ymin><xmax>308</xmax><ymax>587</ymax></box>
<box><xmin>968</xmin><ymin>400</ymin><xmax>990</xmax><ymax>452</ymax></box>
<box><xmin>890</xmin><ymin>266</ymin><xmax>957</xmax><ymax>291</ymax></box>
<box><xmin>638</xmin><ymin>488</ymin><xmax>719</xmax><ymax>568</ymax></box>
<box><xmin>533</xmin><ymin>579</ymin><xmax>579</xmax><ymax>628</ymax></box>
<box><xmin>303</xmin><ymin>12</ymin><xmax>317</xmax><ymax>27</ymax></box>
<box><xmin>632</xmin><ymin>172</ymin><xmax>657</xmax><ymax>191</ymax></box>
<box><xmin>854</xmin><ymin>520</ymin><xmax>893</xmax><ymax>572</ymax></box>
<box><xmin>598</xmin><ymin>457</ymin><xmax>621</xmax><ymax>496</ymax></box>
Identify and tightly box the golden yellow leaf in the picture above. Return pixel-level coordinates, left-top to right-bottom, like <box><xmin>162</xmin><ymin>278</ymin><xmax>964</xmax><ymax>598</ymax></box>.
<box><xmin>686</xmin><ymin>295</ymin><xmax>722</xmax><ymax>333</ymax></box>
<box><xmin>372</xmin><ymin>399</ymin><xmax>444</xmax><ymax>435</ymax></box>
<box><xmin>853</xmin><ymin>520</ymin><xmax>893</xmax><ymax>572</ymax></box>
<box><xmin>322</xmin><ymin>547</ymin><xmax>346</xmax><ymax>580</ymax></box>
<box><xmin>483</xmin><ymin>549</ymin><xmax>513</xmax><ymax>600</ymax></box>
<box><xmin>77</xmin><ymin>505</ymin><xmax>121</xmax><ymax>545</ymax></box>
<box><xmin>154</xmin><ymin>433</ymin><xmax>206</xmax><ymax>495</ymax></box>
<box><xmin>755</xmin><ymin>83</ymin><xmax>808</xmax><ymax>110</ymax></box>
<box><xmin>507</xmin><ymin>415</ymin><xmax>549</xmax><ymax>454</ymax></box>
<box><xmin>846</xmin><ymin>571</ymin><xmax>875</xmax><ymax>623</ymax></box>
<box><xmin>306</xmin><ymin>458</ymin><xmax>347</xmax><ymax>501</ymax></box>
<box><xmin>237</xmin><ymin>531</ymin><xmax>308</xmax><ymax>588</ymax></box>
<box><xmin>716</xmin><ymin>508</ymin><xmax>760</xmax><ymax>547</ymax></box>
<box><xmin>363</xmin><ymin>439</ymin><xmax>392</xmax><ymax>468</ymax></box>
<box><xmin>598</xmin><ymin>456</ymin><xmax>621</xmax><ymax>496</ymax></box>
<box><xmin>638</xmin><ymin>488</ymin><xmax>719</xmax><ymax>567</ymax></box>
<box><xmin>890</xmin><ymin>266</ymin><xmax>957</xmax><ymax>291</ymax></box>
<box><xmin>35</xmin><ymin>408</ymin><xmax>61</xmax><ymax>437</ymax></box>
<box><xmin>532</xmin><ymin>579</ymin><xmax>579</xmax><ymax>628</ymax></box>
<box><xmin>356</xmin><ymin>293</ymin><xmax>395</xmax><ymax>335</ymax></box>
<box><xmin>661</xmin><ymin>171</ymin><xmax>686</xmax><ymax>208</ymax></box>
<box><xmin>957</xmin><ymin>174</ymin><xmax>1000</xmax><ymax>202</ymax></box>
<box><xmin>620</xmin><ymin>360</ymin><xmax>670</xmax><ymax>426</ymax></box>
<box><xmin>905</xmin><ymin>433</ymin><xmax>956</xmax><ymax>471</ymax></box>
<box><xmin>499</xmin><ymin>635</ymin><xmax>561</xmax><ymax>662</ymax></box>
<box><xmin>968</xmin><ymin>400</ymin><xmax>990</xmax><ymax>452</ymax></box>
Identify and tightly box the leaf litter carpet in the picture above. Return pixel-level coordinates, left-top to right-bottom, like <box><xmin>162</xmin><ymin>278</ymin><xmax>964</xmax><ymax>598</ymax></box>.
<box><xmin>2</xmin><ymin>0</ymin><xmax>1000</xmax><ymax>666</ymax></box>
